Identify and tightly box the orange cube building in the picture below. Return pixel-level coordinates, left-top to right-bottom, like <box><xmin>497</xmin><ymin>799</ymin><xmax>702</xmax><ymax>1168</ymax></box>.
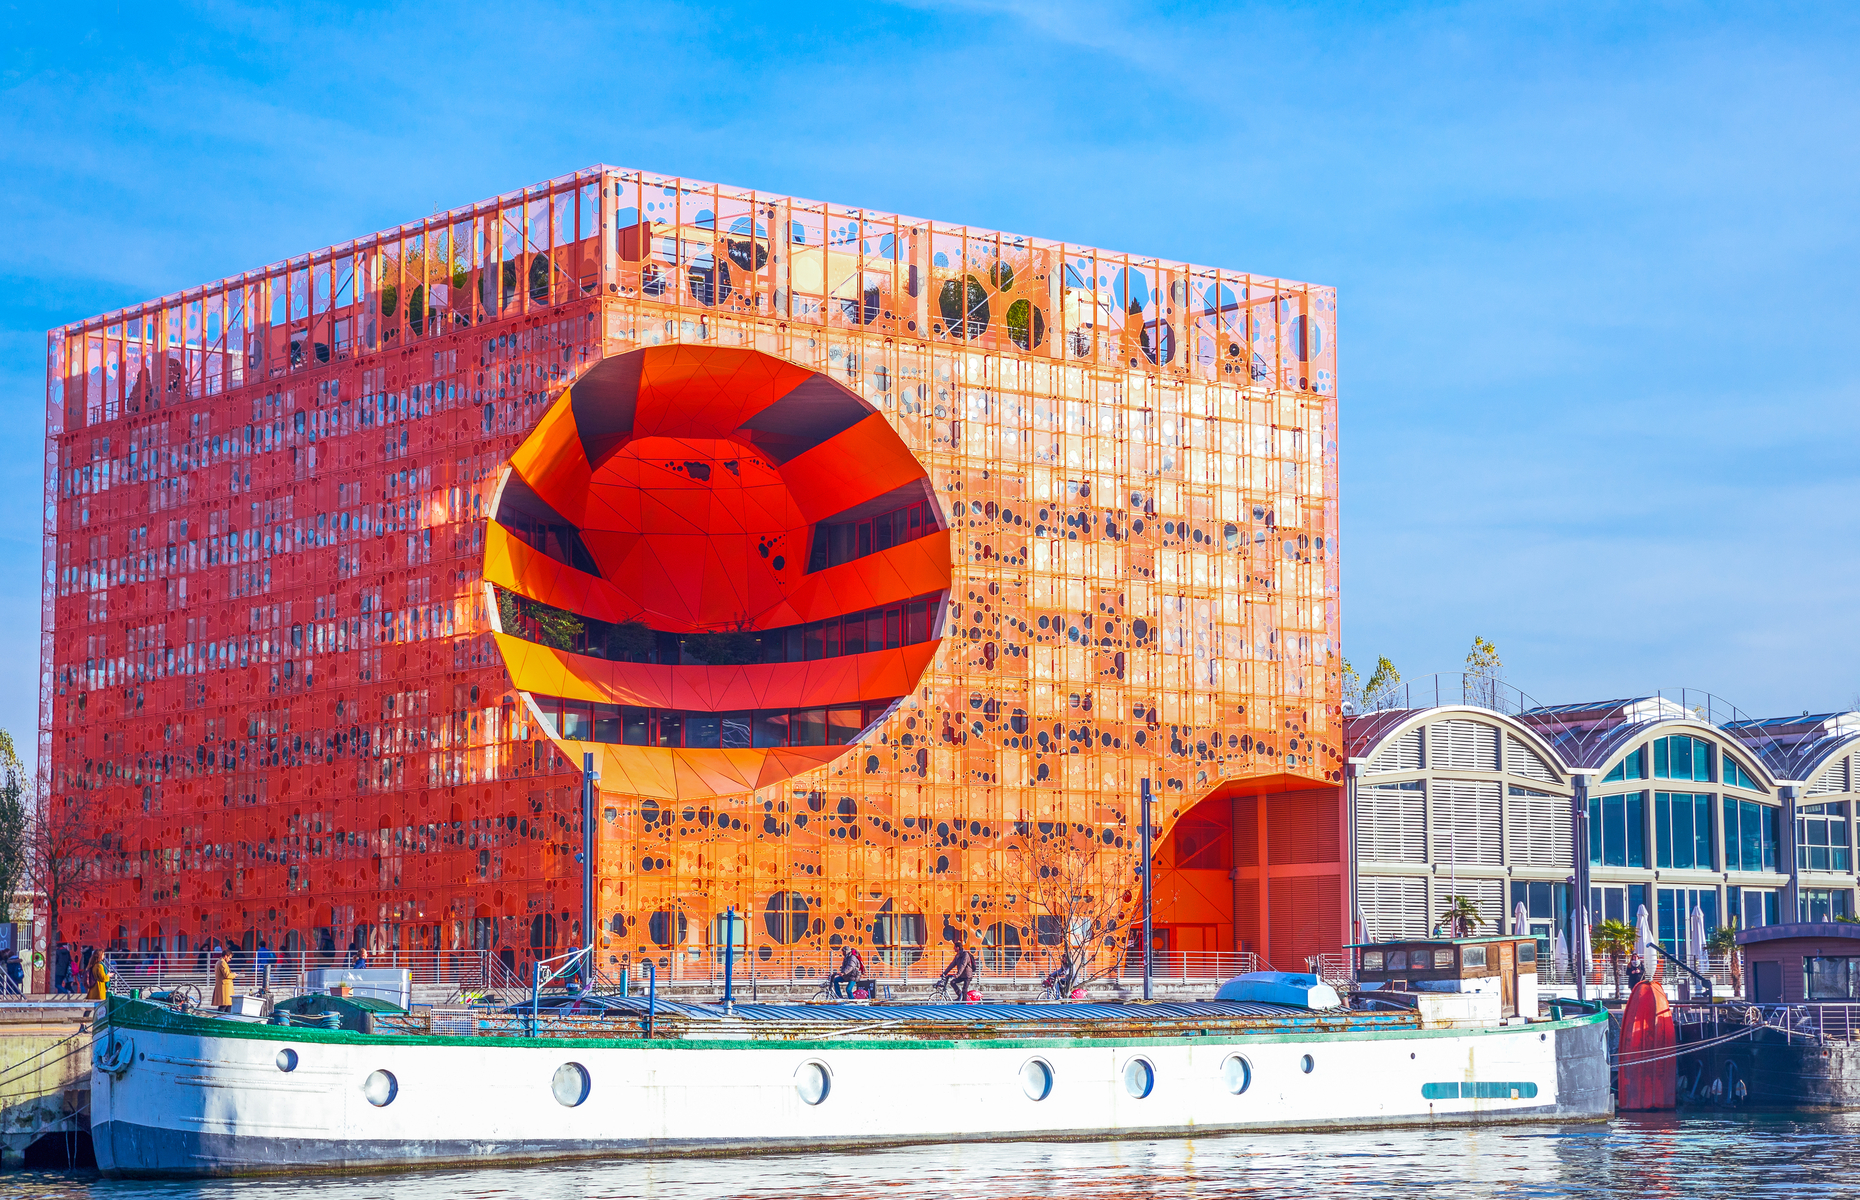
<box><xmin>42</xmin><ymin>166</ymin><xmax>1344</xmax><ymax>982</ymax></box>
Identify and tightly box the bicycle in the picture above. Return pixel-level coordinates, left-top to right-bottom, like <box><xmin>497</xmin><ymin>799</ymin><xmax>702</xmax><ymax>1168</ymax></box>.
<box><xmin>810</xmin><ymin>976</ymin><xmax>878</xmax><ymax>1002</ymax></box>
<box><xmin>929</xmin><ymin>977</ymin><xmax>981</xmax><ymax>1004</ymax></box>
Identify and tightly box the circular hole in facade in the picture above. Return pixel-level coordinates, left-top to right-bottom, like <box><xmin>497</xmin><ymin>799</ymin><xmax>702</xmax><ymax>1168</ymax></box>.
<box><xmin>1300</xmin><ymin>1054</ymin><xmax>1315</xmax><ymax>1075</ymax></box>
<box><xmin>363</xmin><ymin>1069</ymin><xmax>398</xmax><ymax>1107</ymax></box>
<box><xmin>275</xmin><ymin>1048</ymin><xmax>299</xmax><ymax>1073</ymax></box>
<box><xmin>1123</xmin><ymin>1057</ymin><xmax>1155</xmax><ymax>1099</ymax></box>
<box><xmin>1020</xmin><ymin>1057</ymin><xmax>1054</xmax><ymax>1101</ymax></box>
<box><xmin>552</xmin><ymin>1062</ymin><xmax>591</xmax><ymax>1107</ymax></box>
<box><xmin>795</xmin><ymin>1061</ymin><xmax>831</xmax><ymax>1106</ymax></box>
<box><xmin>1221</xmin><ymin>1054</ymin><xmax>1251</xmax><ymax>1095</ymax></box>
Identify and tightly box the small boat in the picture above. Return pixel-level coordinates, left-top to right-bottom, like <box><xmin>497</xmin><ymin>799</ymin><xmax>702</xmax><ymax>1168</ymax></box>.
<box><xmin>1214</xmin><ymin>971</ymin><xmax>1342</xmax><ymax>1008</ymax></box>
<box><xmin>89</xmin><ymin>963</ymin><xmax>1613</xmax><ymax>1178</ymax></box>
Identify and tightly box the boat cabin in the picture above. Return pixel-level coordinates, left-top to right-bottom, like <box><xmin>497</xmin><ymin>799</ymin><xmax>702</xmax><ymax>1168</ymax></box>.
<box><xmin>1354</xmin><ymin>936</ymin><xmax>1539</xmax><ymax>1017</ymax></box>
<box><xmin>1737</xmin><ymin>922</ymin><xmax>1860</xmax><ymax>1003</ymax></box>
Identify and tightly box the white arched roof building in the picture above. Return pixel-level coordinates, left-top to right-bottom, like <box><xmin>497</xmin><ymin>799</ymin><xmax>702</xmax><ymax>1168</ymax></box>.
<box><xmin>1344</xmin><ymin>682</ymin><xmax>1855</xmax><ymax>961</ymax></box>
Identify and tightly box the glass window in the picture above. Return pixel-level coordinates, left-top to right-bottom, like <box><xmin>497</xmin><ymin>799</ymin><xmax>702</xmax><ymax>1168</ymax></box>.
<box><xmin>1724</xmin><ymin>797</ymin><xmax>1779</xmax><ymax>872</ymax></box>
<box><xmin>684</xmin><ymin>714</ymin><xmax>721</xmax><ymax>749</ymax></box>
<box><xmin>655</xmin><ymin>711</ymin><xmax>683</xmax><ymax>748</ymax></box>
<box><xmin>885</xmin><ymin>608</ymin><xmax>901</xmax><ymax>650</ymax></box>
<box><xmin>1805</xmin><ymin>956</ymin><xmax>1860</xmax><ymax>1000</ymax></box>
<box><xmin>1799</xmin><ymin>889</ymin><xmax>1854</xmax><ymax>924</ymax></box>
<box><xmin>1724</xmin><ymin>755</ymin><xmax>1762</xmax><ymax>792</ymax></box>
<box><xmin>752</xmin><ymin>711</ymin><xmax>790</xmax><ymax>748</ymax></box>
<box><xmin>1433</xmin><ymin>948</ymin><xmax>1455</xmax><ymax>969</ymax></box>
<box><xmin>826</xmin><ymin>706</ymin><xmax>865</xmax><ymax>745</ymax></box>
<box><xmin>866</xmin><ymin>611</ymin><xmax>884</xmax><ymax>654</ymax></box>
<box><xmin>906</xmin><ymin>600</ymin><xmax>928</xmax><ymax>645</ymax></box>
<box><xmin>804</xmin><ymin>622</ymin><xmax>825</xmax><ymax>661</ymax></box>
<box><xmin>1387</xmin><ymin>950</ymin><xmax>1408</xmax><ymax>970</ymax></box>
<box><xmin>1655</xmin><ymin>792</ymin><xmax>1714</xmax><ymax>870</ymax></box>
<box><xmin>719</xmin><ymin>712</ymin><xmax>752</xmax><ymax>750</ymax></box>
<box><xmin>1591</xmin><ymin>792</ymin><xmax>1647</xmax><ymax>867</ymax></box>
<box><xmin>559</xmin><ymin>702</ymin><xmax>592</xmax><ymax>741</ymax></box>
<box><xmin>1362</xmin><ymin>951</ymin><xmax>1384</xmax><ymax>971</ymax></box>
<box><xmin>841</xmin><ymin>615</ymin><xmax>863</xmax><ymax>656</ymax></box>
<box><xmin>792</xmin><ymin>709</ymin><xmax>827</xmax><ymax>747</ymax></box>
<box><xmin>592</xmin><ymin>703</ymin><xmax>621</xmax><ymax>743</ymax></box>
<box><xmin>622</xmin><ymin>706</ymin><xmax>650</xmax><ymax>746</ymax></box>
<box><xmin>823</xmin><ymin>620</ymin><xmax>841</xmax><ymax>658</ymax></box>
<box><xmin>1461</xmin><ymin>945</ymin><xmax>1487</xmax><ymax>968</ymax></box>
<box><xmin>1604</xmin><ymin>747</ymin><xmax>1646</xmax><ymax>783</ymax></box>
<box><xmin>535</xmin><ymin>695</ymin><xmax>562</xmax><ymax>737</ymax></box>
<box><xmin>1798</xmin><ymin>802</ymin><xmax>1850</xmax><ymax>873</ymax></box>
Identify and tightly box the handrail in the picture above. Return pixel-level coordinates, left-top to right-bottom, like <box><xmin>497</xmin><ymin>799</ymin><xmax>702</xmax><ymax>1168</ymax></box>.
<box><xmin>529</xmin><ymin>945</ymin><xmax>596</xmax><ymax>1036</ymax></box>
<box><xmin>1641</xmin><ymin>936</ymin><xmax>1715</xmax><ymax>1002</ymax></box>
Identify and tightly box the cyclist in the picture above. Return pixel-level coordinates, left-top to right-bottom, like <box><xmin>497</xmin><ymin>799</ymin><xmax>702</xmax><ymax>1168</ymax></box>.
<box><xmin>828</xmin><ymin>945</ymin><xmax>867</xmax><ymax>999</ymax></box>
<box><xmin>938</xmin><ymin>941</ymin><xmax>979</xmax><ymax>1002</ymax></box>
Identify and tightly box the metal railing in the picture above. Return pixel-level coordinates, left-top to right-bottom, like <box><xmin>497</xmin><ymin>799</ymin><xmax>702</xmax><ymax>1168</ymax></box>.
<box><xmin>98</xmin><ymin>949</ymin><xmax>526</xmax><ymax>1001</ymax></box>
<box><xmin>1537</xmin><ymin>951</ymin><xmax>1742</xmax><ymax>998</ymax></box>
<box><xmin>599</xmin><ymin>947</ymin><xmax>1266</xmax><ymax>991</ymax></box>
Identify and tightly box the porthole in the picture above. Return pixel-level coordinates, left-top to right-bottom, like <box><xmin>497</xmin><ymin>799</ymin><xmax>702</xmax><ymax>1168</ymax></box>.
<box><xmin>1123</xmin><ymin>1057</ymin><xmax>1155</xmax><ymax>1099</ymax></box>
<box><xmin>552</xmin><ymin>1062</ymin><xmax>591</xmax><ymax>1107</ymax></box>
<box><xmin>275</xmin><ymin>1048</ymin><xmax>299</xmax><ymax>1073</ymax></box>
<box><xmin>1020</xmin><ymin>1057</ymin><xmax>1054</xmax><ymax>1101</ymax></box>
<box><xmin>362</xmin><ymin>1069</ymin><xmax>398</xmax><ymax>1107</ymax></box>
<box><xmin>795</xmin><ymin>1061</ymin><xmax>831</xmax><ymax>1105</ymax></box>
<box><xmin>1221</xmin><ymin>1054</ymin><xmax>1251</xmax><ymax>1095</ymax></box>
<box><xmin>1300</xmin><ymin>1054</ymin><xmax>1315</xmax><ymax>1074</ymax></box>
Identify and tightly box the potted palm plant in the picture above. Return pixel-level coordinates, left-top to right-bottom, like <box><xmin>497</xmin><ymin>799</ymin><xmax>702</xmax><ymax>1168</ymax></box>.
<box><xmin>1437</xmin><ymin>895</ymin><xmax>1484</xmax><ymax>938</ymax></box>
<box><xmin>1591</xmin><ymin>919</ymin><xmax>1638</xmax><ymax>999</ymax></box>
<box><xmin>1705</xmin><ymin>920</ymin><xmax>1741</xmax><ymax>997</ymax></box>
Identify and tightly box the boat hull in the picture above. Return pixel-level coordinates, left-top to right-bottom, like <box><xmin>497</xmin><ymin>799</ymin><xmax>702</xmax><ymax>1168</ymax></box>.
<box><xmin>93</xmin><ymin>1007</ymin><xmax>1610</xmax><ymax>1177</ymax></box>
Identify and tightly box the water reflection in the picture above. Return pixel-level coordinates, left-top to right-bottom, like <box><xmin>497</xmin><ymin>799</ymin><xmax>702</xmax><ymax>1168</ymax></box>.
<box><xmin>13</xmin><ymin>1115</ymin><xmax>1859</xmax><ymax>1200</ymax></box>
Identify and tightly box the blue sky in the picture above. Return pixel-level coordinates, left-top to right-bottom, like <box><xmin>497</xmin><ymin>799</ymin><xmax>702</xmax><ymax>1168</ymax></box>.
<box><xmin>4</xmin><ymin>1</ymin><xmax>1858</xmax><ymax>764</ymax></box>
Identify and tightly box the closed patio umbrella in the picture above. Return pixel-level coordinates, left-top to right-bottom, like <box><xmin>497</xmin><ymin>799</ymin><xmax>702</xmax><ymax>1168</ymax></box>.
<box><xmin>1689</xmin><ymin>903</ymin><xmax>1710</xmax><ymax>974</ymax></box>
<box><xmin>1553</xmin><ymin>927</ymin><xmax>1570</xmax><ymax>978</ymax></box>
<box><xmin>1514</xmin><ymin>901</ymin><xmax>1529</xmax><ymax>940</ymax></box>
<box><xmin>1637</xmin><ymin>903</ymin><xmax>1658</xmax><ymax>969</ymax></box>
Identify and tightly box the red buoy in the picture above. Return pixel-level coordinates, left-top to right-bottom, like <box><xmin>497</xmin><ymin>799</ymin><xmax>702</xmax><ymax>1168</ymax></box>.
<box><xmin>1617</xmin><ymin>979</ymin><xmax>1676</xmax><ymax>1110</ymax></box>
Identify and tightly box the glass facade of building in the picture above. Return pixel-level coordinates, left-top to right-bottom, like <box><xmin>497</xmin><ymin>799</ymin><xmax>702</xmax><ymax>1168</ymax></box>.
<box><xmin>42</xmin><ymin>166</ymin><xmax>1344</xmax><ymax>976</ymax></box>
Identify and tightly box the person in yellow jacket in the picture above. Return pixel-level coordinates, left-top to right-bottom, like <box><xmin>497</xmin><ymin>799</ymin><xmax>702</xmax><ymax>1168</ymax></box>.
<box><xmin>85</xmin><ymin>950</ymin><xmax>110</xmax><ymax>1000</ymax></box>
<box><xmin>212</xmin><ymin>950</ymin><xmax>236</xmax><ymax>1010</ymax></box>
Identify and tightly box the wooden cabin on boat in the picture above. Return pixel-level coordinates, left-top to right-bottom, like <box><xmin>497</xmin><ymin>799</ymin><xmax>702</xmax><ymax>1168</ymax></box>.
<box><xmin>1738</xmin><ymin>922</ymin><xmax>1860</xmax><ymax>1003</ymax></box>
<box><xmin>1354</xmin><ymin>936</ymin><xmax>1539</xmax><ymax>1017</ymax></box>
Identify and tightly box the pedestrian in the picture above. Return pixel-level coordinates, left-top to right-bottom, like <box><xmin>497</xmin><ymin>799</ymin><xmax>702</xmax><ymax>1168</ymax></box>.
<box><xmin>2</xmin><ymin>950</ymin><xmax>21</xmax><ymax>996</ymax></box>
<box><xmin>255</xmin><ymin>938</ymin><xmax>277</xmax><ymax>993</ymax></box>
<box><xmin>1625</xmin><ymin>956</ymin><xmax>1645</xmax><ymax>990</ymax></box>
<box><xmin>212</xmin><ymin>948</ymin><xmax>236</xmax><ymax>1011</ymax></box>
<box><xmin>85</xmin><ymin>948</ymin><xmax>110</xmax><ymax>1000</ymax></box>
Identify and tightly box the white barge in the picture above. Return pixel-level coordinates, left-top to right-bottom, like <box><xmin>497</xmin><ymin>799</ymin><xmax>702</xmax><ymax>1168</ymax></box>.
<box><xmin>90</xmin><ymin>984</ymin><xmax>1610</xmax><ymax>1177</ymax></box>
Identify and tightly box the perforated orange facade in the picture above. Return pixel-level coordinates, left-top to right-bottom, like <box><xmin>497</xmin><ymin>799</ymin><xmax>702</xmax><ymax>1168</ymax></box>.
<box><xmin>44</xmin><ymin>165</ymin><xmax>1345</xmax><ymax>979</ymax></box>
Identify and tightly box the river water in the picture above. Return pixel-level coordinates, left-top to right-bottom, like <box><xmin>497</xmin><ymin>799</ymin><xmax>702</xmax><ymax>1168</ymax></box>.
<box><xmin>4</xmin><ymin>1115</ymin><xmax>1854</xmax><ymax>1200</ymax></box>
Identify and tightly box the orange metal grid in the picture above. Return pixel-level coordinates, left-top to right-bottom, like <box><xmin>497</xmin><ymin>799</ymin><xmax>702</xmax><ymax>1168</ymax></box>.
<box><xmin>42</xmin><ymin>165</ymin><xmax>1344</xmax><ymax>979</ymax></box>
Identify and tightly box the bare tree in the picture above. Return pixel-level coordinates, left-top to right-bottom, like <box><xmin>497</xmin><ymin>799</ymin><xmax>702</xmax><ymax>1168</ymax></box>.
<box><xmin>0</xmin><ymin>731</ymin><xmax>30</xmax><ymax>926</ymax></box>
<box><xmin>30</xmin><ymin>790</ymin><xmax>107</xmax><ymax>990</ymax></box>
<box><xmin>1018</xmin><ymin>819</ymin><xmax>1137</xmax><ymax>996</ymax></box>
<box><xmin>1464</xmin><ymin>636</ymin><xmax>1502</xmax><ymax>708</ymax></box>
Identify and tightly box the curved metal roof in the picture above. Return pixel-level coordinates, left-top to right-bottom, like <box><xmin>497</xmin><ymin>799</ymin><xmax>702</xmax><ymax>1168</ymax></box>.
<box><xmin>1346</xmin><ymin>686</ymin><xmax>1796</xmax><ymax>789</ymax></box>
<box><xmin>1725</xmin><ymin>712</ymin><xmax>1860</xmax><ymax>786</ymax></box>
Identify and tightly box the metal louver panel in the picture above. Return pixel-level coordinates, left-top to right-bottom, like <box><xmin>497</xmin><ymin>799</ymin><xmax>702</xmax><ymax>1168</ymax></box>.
<box><xmin>1807</xmin><ymin>756</ymin><xmax>1851</xmax><ymax>796</ymax></box>
<box><xmin>1358</xmin><ymin>785</ymin><xmax>1426</xmax><ymax>863</ymax></box>
<box><xmin>1359</xmin><ymin>875</ymin><xmax>1430</xmax><ymax>941</ymax></box>
<box><xmin>1506</xmin><ymin>734</ymin><xmax>1557</xmax><ymax>783</ymax></box>
<box><xmin>1434</xmin><ymin>719</ymin><xmax>1499</xmax><ymax>771</ymax></box>
<box><xmin>1432</xmin><ymin>778</ymin><xmax>1502</xmax><ymax>865</ymax></box>
<box><xmin>1507</xmin><ymin>790</ymin><xmax>1573</xmax><ymax>868</ymax></box>
<box><xmin>1365</xmin><ymin>726</ymin><xmax>1423</xmax><ymax>774</ymax></box>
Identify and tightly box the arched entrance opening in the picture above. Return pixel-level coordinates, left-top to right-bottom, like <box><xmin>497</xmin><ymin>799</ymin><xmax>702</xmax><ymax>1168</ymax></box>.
<box><xmin>1150</xmin><ymin>778</ymin><xmax>1348</xmax><ymax>973</ymax></box>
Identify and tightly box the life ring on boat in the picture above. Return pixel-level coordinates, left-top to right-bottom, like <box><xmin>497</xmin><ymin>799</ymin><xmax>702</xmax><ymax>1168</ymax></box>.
<box><xmin>93</xmin><ymin>1030</ymin><xmax>134</xmax><ymax>1077</ymax></box>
